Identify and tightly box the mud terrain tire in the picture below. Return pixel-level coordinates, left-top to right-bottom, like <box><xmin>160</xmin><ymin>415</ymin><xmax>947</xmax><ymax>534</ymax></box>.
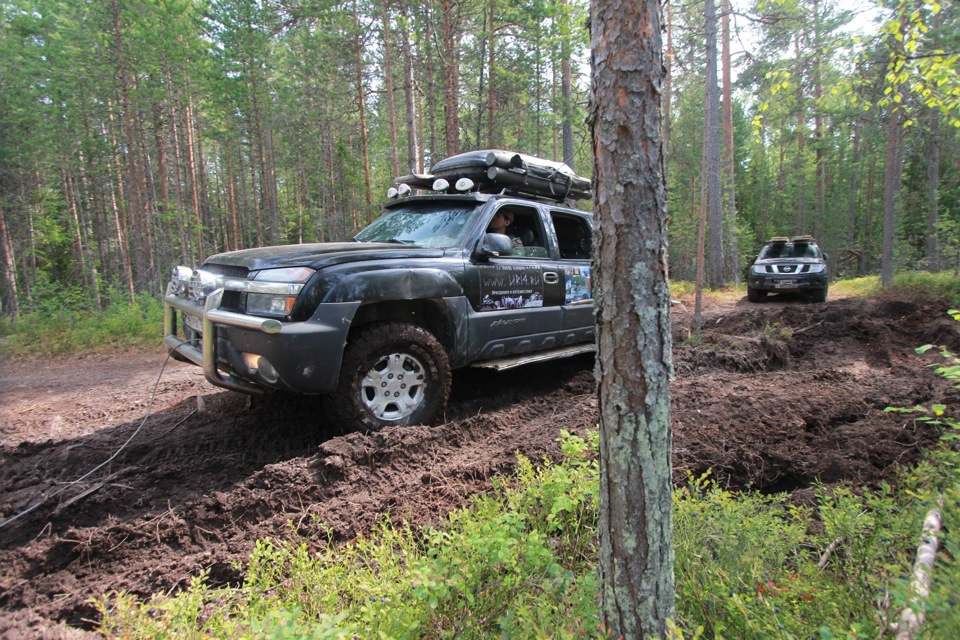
<box><xmin>330</xmin><ymin>322</ymin><xmax>452</xmax><ymax>431</ymax></box>
<box><xmin>747</xmin><ymin>286</ymin><xmax>767</xmax><ymax>302</ymax></box>
<box><xmin>811</xmin><ymin>286</ymin><xmax>828</xmax><ymax>303</ymax></box>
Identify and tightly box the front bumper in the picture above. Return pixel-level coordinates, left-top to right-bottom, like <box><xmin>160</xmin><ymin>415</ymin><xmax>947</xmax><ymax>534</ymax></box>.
<box><xmin>163</xmin><ymin>286</ymin><xmax>358</xmax><ymax>395</ymax></box>
<box><xmin>748</xmin><ymin>274</ymin><xmax>828</xmax><ymax>292</ymax></box>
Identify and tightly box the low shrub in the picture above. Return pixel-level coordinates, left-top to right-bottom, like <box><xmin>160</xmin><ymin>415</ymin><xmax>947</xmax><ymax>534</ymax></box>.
<box><xmin>96</xmin><ymin>429</ymin><xmax>960</xmax><ymax>640</ymax></box>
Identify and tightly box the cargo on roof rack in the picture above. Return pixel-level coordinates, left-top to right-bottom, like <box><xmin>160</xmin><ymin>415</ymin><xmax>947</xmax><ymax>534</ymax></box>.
<box><xmin>770</xmin><ymin>236</ymin><xmax>790</xmax><ymax>243</ymax></box>
<box><xmin>393</xmin><ymin>149</ymin><xmax>592</xmax><ymax>203</ymax></box>
<box><xmin>791</xmin><ymin>235</ymin><xmax>815</xmax><ymax>243</ymax></box>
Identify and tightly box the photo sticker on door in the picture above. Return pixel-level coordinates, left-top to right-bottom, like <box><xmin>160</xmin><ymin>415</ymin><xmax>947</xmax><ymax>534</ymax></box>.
<box><xmin>479</xmin><ymin>265</ymin><xmax>544</xmax><ymax>311</ymax></box>
<box><xmin>565</xmin><ymin>266</ymin><xmax>591</xmax><ymax>304</ymax></box>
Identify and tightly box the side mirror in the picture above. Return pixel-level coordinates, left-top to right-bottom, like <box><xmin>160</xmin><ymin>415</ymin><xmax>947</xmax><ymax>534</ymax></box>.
<box><xmin>477</xmin><ymin>233</ymin><xmax>513</xmax><ymax>259</ymax></box>
<box><xmin>822</xmin><ymin>252</ymin><xmax>829</xmax><ymax>260</ymax></box>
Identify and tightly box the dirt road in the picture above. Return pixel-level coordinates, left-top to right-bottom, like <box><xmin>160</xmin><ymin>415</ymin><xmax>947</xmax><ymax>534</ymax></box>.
<box><xmin>1</xmin><ymin>294</ymin><xmax>958</xmax><ymax>638</ymax></box>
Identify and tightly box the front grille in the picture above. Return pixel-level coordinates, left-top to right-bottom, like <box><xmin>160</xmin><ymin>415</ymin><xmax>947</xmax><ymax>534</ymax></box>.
<box><xmin>203</xmin><ymin>263</ymin><xmax>250</xmax><ymax>279</ymax></box>
<box><xmin>764</xmin><ymin>264</ymin><xmax>811</xmax><ymax>274</ymax></box>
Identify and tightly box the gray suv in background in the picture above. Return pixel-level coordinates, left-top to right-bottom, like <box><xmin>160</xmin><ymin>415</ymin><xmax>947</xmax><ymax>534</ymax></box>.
<box><xmin>747</xmin><ymin>235</ymin><xmax>829</xmax><ymax>303</ymax></box>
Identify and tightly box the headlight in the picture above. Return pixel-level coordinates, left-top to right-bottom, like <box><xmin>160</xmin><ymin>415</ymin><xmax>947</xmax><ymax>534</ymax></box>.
<box><xmin>807</xmin><ymin>263</ymin><xmax>826</xmax><ymax>273</ymax></box>
<box><xmin>751</xmin><ymin>264</ymin><xmax>767</xmax><ymax>275</ymax></box>
<box><xmin>246</xmin><ymin>267</ymin><xmax>316</xmax><ymax>318</ymax></box>
<box><xmin>170</xmin><ymin>266</ymin><xmax>194</xmax><ymax>296</ymax></box>
<box><xmin>185</xmin><ymin>268</ymin><xmax>222</xmax><ymax>302</ymax></box>
<box><xmin>247</xmin><ymin>292</ymin><xmax>297</xmax><ymax>317</ymax></box>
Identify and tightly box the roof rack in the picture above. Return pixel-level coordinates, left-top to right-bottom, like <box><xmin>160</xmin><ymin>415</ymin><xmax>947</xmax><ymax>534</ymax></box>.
<box><xmin>769</xmin><ymin>236</ymin><xmax>790</xmax><ymax>243</ymax></box>
<box><xmin>391</xmin><ymin>149</ymin><xmax>592</xmax><ymax>203</ymax></box>
<box><xmin>791</xmin><ymin>235</ymin><xmax>815</xmax><ymax>243</ymax></box>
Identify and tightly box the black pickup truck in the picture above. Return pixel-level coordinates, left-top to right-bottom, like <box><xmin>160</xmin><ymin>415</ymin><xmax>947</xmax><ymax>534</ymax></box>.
<box><xmin>164</xmin><ymin>150</ymin><xmax>595</xmax><ymax>430</ymax></box>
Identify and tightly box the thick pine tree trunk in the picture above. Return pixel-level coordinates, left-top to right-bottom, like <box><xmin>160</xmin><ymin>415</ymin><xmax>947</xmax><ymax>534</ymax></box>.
<box><xmin>590</xmin><ymin>0</ymin><xmax>675</xmax><ymax>636</ymax></box>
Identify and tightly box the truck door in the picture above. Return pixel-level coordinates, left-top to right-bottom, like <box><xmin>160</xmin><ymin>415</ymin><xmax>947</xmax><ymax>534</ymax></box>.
<box><xmin>466</xmin><ymin>203</ymin><xmax>564</xmax><ymax>360</ymax></box>
<box><xmin>548</xmin><ymin>210</ymin><xmax>595</xmax><ymax>346</ymax></box>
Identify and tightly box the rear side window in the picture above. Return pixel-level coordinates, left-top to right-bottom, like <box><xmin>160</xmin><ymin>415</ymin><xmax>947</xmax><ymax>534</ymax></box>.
<box><xmin>551</xmin><ymin>212</ymin><xmax>592</xmax><ymax>260</ymax></box>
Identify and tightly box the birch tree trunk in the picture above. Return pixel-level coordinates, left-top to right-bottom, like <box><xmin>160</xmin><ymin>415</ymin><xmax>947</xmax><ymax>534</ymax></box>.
<box><xmin>589</xmin><ymin>0</ymin><xmax>675</xmax><ymax>635</ymax></box>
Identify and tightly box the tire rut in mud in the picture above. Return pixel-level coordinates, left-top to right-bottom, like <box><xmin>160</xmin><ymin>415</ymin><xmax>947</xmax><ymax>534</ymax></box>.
<box><xmin>1</xmin><ymin>295</ymin><xmax>957</xmax><ymax>637</ymax></box>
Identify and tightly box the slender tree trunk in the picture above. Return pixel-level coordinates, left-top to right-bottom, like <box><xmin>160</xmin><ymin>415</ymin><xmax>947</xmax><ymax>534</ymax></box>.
<box><xmin>400</xmin><ymin>2</ymin><xmax>420</xmax><ymax>173</ymax></box>
<box><xmin>663</xmin><ymin>0</ymin><xmax>673</xmax><ymax>182</ymax></box>
<box><xmin>382</xmin><ymin>5</ymin><xmax>400</xmax><ymax>177</ymax></box>
<box><xmin>485</xmin><ymin>0</ymin><xmax>497</xmax><ymax>147</ymax></box>
<box><xmin>882</xmin><ymin>103</ymin><xmax>904</xmax><ymax>286</ymax></box>
<box><xmin>102</xmin><ymin>117</ymin><xmax>135</xmax><ymax>299</ymax></box>
<box><xmin>112</xmin><ymin>0</ymin><xmax>149</xmax><ymax>290</ymax></box>
<box><xmin>0</xmin><ymin>208</ymin><xmax>20</xmax><ymax>318</ymax></box>
<box><xmin>704</xmin><ymin>0</ymin><xmax>723</xmax><ymax>288</ymax></box>
<box><xmin>354</xmin><ymin>2</ymin><xmax>373</xmax><ymax>210</ymax></box>
<box><xmin>225</xmin><ymin>136</ymin><xmax>241</xmax><ymax>250</ymax></box>
<box><xmin>794</xmin><ymin>32</ymin><xmax>807</xmax><ymax>234</ymax></box>
<box><xmin>590</xmin><ymin>0</ymin><xmax>675</xmax><ymax>636</ymax></box>
<box><xmin>721</xmin><ymin>0</ymin><xmax>738</xmax><ymax>283</ymax></box>
<box><xmin>560</xmin><ymin>0</ymin><xmax>574</xmax><ymax>167</ymax></box>
<box><xmin>925</xmin><ymin>110</ymin><xmax>941</xmax><ymax>271</ymax></box>
<box><xmin>169</xmin><ymin>100</ymin><xmax>190</xmax><ymax>261</ymax></box>
<box><xmin>184</xmin><ymin>100</ymin><xmax>204</xmax><ymax>261</ymax></box>
<box><xmin>442</xmin><ymin>0</ymin><xmax>461</xmax><ymax>157</ymax></box>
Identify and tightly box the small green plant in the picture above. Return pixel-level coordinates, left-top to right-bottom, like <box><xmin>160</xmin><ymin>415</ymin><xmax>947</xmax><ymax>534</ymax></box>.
<box><xmin>762</xmin><ymin>321</ymin><xmax>793</xmax><ymax>340</ymax></box>
<box><xmin>886</xmin><ymin>308</ymin><xmax>960</xmax><ymax>441</ymax></box>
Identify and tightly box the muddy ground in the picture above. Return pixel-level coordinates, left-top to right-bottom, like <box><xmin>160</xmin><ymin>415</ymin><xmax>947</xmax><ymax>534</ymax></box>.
<box><xmin>2</xmin><ymin>293</ymin><xmax>959</xmax><ymax>638</ymax></box>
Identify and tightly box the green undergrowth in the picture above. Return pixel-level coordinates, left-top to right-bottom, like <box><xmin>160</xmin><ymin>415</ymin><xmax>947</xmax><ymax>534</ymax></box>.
<box><xmin>97</xmin><ymin>430</ymin><xmax>960</xmax><ymax>640</ymax></box>
<box><xmin>884</xmin><ymin>271</ymin><xmax>960</xmax><ymax>308</ymax></box>
<box><xmin>0</xmin><ymin>289</ymin><xmax>163</xmax><ymax>357</ymax></box>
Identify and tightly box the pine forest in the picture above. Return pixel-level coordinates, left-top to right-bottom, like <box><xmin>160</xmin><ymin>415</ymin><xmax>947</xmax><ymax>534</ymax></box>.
<box><xmin>0</xmin><ymin>0</ymin><xmax>958</xmax><ymax>318</ymax></box>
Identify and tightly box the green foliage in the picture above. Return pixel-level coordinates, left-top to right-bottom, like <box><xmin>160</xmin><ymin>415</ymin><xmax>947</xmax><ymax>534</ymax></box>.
<box><xmin>2</xmin><ymin>289</ymin><xmax>163</xmax><ymax>357</ymax></box>
<box><xmin>97</xmin><ymin>431</ymin><xmax>603</xmax><ymax>639</ymax></box>
<box><xmin>886</xmin><ymin>272</ymin><xmax>960</xmax><ymax>308</ymax></box>
<box><xmin>830</xmin><ymin>276</ymin><xmax>881</xmax><ymax>299</ymax></box>
<box><xmin>96</xmin><ymin>425</ymin><xmax>960</xmax><ymax>640</ymax></box>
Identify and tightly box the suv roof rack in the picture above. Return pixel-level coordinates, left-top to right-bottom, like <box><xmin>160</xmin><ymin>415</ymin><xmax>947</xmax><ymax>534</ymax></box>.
<box><xmin>770</xmin><ymin>236</ymin><xmax>790</xmax><ymax>243</ymax></box>
<box><xmin>392</xmin><ymin>149</ymin><xmax>592</xmax><ymax>204</ymax></box>
<box><xmin>791</xmin><ymin>235</ymin><xmax>815</xmax><ymax>243</ymax></box>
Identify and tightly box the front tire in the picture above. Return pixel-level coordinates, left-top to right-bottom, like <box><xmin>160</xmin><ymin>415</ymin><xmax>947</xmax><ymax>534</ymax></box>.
<box><xmin>810</xmin><ymin>286</ymin><xmax>828</xmax><ymax>303</ymax></box>
<box><xmin>747</xmin><ymin>287</ymin><xmax>767</xmax><ymax>302</ymax></box>
<box><xmin>330</xmin><ymin>322</ymin><xmax>452</xmax><ymax>431</ymax></box>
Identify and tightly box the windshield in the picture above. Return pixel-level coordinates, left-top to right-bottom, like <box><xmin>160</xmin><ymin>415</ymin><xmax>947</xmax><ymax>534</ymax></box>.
<box><xmin>760</xmin><ymin>243</ymin><xmax>821</xmax><ymax>259</ymax></box>
<box><xmin>354</xmin><ymin>202</ymin><xmax>480</xmax><ymax>248</ymax></box>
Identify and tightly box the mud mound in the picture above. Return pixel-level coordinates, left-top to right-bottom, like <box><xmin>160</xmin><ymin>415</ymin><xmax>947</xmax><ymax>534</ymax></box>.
<box><xmin>0</xmin><ymin>295</ymin><xmax>955</xmax><ymax>638</ymax></box>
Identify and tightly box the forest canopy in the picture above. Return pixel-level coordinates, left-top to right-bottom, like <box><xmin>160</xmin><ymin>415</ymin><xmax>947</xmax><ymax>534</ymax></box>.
<box><xmin>0</xmin><ymin>0</ymin><xmax>957</xmax><ymax>317</ymax></box>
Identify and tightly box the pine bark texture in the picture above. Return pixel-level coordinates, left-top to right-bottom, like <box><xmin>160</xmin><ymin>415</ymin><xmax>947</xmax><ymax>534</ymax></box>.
<box><xmin>589</xmin><ymin>0</ymin><xmax>675</xmax><ymax>635</ymax></box>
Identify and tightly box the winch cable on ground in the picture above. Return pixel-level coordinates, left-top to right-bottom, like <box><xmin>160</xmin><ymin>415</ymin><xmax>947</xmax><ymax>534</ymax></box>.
<box><xmin>0</xmin><ymin>341</ymin><xmax>192</xmax><ymax>531</ymax></box>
